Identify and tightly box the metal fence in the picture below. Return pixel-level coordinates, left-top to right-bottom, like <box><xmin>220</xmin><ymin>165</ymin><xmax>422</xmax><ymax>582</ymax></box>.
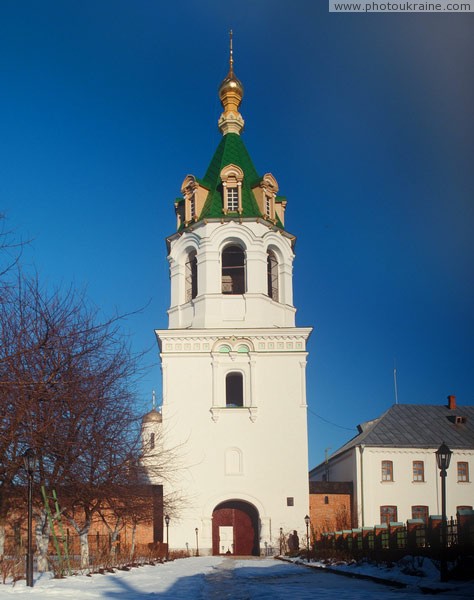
<box><xmin>313</xmin><ymin>510</ymin><xmax>474</xmax><ymax>562</ymax></box>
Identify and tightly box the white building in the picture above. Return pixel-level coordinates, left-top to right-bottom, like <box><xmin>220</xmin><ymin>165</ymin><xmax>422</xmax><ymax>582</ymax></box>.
<box><xmin>147</xmin><ymin>45</ymin><xmax>312</xmax><ymax>555</ymax></box>
<box><xmin>310</xmin><ymin>396</ymin><xmax>474</xmax><ymax>527</ymax></box>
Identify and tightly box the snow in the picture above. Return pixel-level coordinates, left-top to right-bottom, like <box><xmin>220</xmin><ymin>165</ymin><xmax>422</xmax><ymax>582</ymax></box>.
<box><xmin>0</xmin><ymin>556</ymin><xmax>473</xmax><ymax>599</ymax></box>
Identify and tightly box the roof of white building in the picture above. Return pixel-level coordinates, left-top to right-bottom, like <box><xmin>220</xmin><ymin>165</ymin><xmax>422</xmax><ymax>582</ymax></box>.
<box><xmin>311</xmin><ymin>400</ymin><xmax>474</xmax><ymax>471</ymax></box>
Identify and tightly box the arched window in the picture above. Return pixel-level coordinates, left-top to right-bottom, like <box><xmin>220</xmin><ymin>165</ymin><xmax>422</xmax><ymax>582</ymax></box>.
<box><xmin>150</xmin><ymin>432</ymin><xmax>155</xmax><ymax>450</ymax></box>
<box><xmin>267</xmin><ymin>250</ymin><xmax>278</xmax><ymax>301</ymax></box>
<box><xmin>185</xmin><ymin>250</ymin><xmax>197</xmax><ymax>302</ymax></box>
<box><xmin>226</xmin><ymin>372</ymin><xmax>243</xmax><ymax>407</ymax></box>
<box><xmin>222</xmin><ymin>245</ymin><xmax>245</xmax><ymax>294</ymax></box>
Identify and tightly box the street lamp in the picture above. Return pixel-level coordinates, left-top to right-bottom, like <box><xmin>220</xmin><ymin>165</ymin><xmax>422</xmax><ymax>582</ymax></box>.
<box><xmin>279</xmin><ymin>527</ymin><xmax>283</xmax><ymax>556</ymax></box>
<box><xmin>164</xmin><ymin>514</ymin><xmax>170</xmax><ymax>561</ymax></box>
<box><xmin>304</xmin><ymin>515</ymin><xmax>310</xmax><ymax>561</ymax></box>
<box><xmin>436</xmin><ymin>442</ymin><xmax>452</xmax><ymax>582</ymax></box>
<box><xmin>23</xmin><ymin>448</ymin><xmax>37</xmax><ymax>587</ymax></box>
<box><xmin>195</xmin><ymin>527</ymin><xmax>199</xmax><ymax>557</ymax></box>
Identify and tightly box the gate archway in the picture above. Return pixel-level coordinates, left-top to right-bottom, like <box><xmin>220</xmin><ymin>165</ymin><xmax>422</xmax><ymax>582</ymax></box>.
<box><xmin>212</xmin><ymin>500</ymin><xmax>259</xmax><ymax>556</ymax></box>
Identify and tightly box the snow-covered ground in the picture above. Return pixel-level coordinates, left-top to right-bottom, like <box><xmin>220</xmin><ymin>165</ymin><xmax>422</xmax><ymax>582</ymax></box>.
<box><xmin>0</xmin><ymin>556</ymin><xmax>473</xmax><ymax>599</ymax></box>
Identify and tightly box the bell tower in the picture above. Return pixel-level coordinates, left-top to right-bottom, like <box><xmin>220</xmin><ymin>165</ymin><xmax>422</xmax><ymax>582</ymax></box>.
<box><xmin>155</xmin><ymin>35</ymin><xmax>312</xmax><ymax>555</ymax></box>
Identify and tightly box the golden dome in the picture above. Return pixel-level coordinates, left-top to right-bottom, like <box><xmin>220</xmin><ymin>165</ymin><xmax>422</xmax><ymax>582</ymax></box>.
<box><xmin>142</xmin><ymin>408</ymin><xmax>162</xmax><ymax>424</ymax></box>
<box><xmin>219</xmin><ymin>70</ymin><xmax>244</xmax><ymax>106</ymax></box>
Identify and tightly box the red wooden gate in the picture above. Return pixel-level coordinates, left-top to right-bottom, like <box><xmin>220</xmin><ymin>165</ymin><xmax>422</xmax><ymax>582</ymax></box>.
<box><xmin>212</xmin><ymin>500</ymin><xmax>259</xmax><ymax>556</ymax></box>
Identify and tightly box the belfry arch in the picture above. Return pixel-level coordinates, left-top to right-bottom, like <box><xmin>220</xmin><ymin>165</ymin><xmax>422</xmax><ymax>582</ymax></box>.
<box><xmin>212</xmin><ymin>500</ymin><xmax>260</xmax><ymax>556</ymax></box>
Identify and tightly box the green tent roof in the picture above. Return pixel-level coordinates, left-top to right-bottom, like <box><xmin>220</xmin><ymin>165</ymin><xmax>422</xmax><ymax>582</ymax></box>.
<box><xmin>199</xmin><ymin>133</ymin><xmax>262</xmax><ymax>220</ymax></box>
<box><xmin>176</xmin><ymin>132</ymin><xmax>285</xmax><ymax>231</ymax></box>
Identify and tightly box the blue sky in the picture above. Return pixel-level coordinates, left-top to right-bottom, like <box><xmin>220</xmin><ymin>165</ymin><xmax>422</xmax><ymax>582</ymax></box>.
<box><xmin>1</xmin><ymin>1</ymin><xmax>473</xmax><ymax>468</ymax></box>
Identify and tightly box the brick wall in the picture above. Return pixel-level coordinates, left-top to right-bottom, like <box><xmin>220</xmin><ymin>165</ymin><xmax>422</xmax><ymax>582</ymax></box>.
<box><xmin>309</xmin><ymin>481</ymin><xmax>353</xmax><ymax>539</ymax></box>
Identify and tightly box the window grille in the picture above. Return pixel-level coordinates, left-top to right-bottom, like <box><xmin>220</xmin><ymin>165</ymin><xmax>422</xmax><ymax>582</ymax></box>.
<box><xmin>265</xmin><ymin>195</ymin><xmax>271</xmax><ymax>217</ymax></box>
<box><xmin>227</xmin><ymin>187</ymin><xmax>239</xmax><ymax>211</ymax></box>
<box><xmin>185</xmin><ymin>251</ymin><xmax>198</xmax><ymax>302</ymax></box>
<box><xmin>222</xmin><ymin>245</ymin><xmax>245</xmax><ymax>294</ymax></box>
<box><xmin>267</xmin><ymin>251</ymin><xmax>279</xmax><ymax>301</ymax></box>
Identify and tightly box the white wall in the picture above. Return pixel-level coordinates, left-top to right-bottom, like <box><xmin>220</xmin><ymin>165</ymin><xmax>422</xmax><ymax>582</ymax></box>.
<box><xmin>156</xmin><ymin>328</ymin><xmax>311</xmax><ymax>552</ymax></box>
<box><xmin>167</xmin><ymin>221</ymin><xmax>297</xmax><ymax>329</ymax></box>
<box><xmin>311</xmin><ymin>446</ymin><xmax>474</xmax><ymax>528</ymax></box>
<box><xmin>361</xmin><ymin>447</ymin><xmax>474</xmax><ymax>525</ymax></box>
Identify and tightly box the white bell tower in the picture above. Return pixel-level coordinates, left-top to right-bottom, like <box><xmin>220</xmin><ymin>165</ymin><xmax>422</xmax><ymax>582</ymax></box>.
<box><xmin>154</xmin><ymin>35</ymin><xmax>312</xmax><ymax>555</ymax></box>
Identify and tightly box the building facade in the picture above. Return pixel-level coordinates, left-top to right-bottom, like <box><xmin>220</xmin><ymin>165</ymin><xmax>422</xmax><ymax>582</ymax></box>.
<box><xmin>310</xmin><ymin>396</ymin><xmax>474</xmax><ymax>528</ymax></box>
<box><xmin>148</xmin><ymin>45</ymin><xmax>312</xmax><ymax>555</ymax></box>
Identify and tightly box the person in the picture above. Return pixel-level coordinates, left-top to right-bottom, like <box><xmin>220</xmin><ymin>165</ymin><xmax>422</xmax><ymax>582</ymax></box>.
<box><xmin>288</xmin><ymin>530</ymin><xmax>299</xmax><ymax>554</ymax></box>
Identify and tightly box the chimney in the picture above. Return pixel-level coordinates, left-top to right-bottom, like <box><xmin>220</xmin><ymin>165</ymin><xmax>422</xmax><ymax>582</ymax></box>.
<box><xmin>447</xmin><ymin>395</ymin><xmax>456</xmax><ymax>410</ymax></box>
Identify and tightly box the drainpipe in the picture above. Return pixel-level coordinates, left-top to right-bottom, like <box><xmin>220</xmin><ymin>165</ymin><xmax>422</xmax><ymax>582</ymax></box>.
<box><xmin>359</xmin><ymin>445</ymin><xmax>365</xmax><ymax>527</ymax></box>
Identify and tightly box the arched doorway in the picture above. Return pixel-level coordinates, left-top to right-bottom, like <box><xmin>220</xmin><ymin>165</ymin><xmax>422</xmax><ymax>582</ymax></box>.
<box><xmin>212</xmin><ymin>500</ymin><xmax>259</xmax><ymax>556</ymax></box>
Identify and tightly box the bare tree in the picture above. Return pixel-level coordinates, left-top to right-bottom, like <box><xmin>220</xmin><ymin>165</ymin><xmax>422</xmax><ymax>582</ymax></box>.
<box><xmin>0</xmin><ymin>274</ymin><xmax>145</xmax><ymax>568</ymax></box>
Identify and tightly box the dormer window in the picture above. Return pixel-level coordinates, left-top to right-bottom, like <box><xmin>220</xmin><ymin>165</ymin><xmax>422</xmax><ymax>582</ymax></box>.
<box><xmin>180</xmin><ymin>174</ymin><xmax>208</xmax><ymax>225</ymax></box>
<box><xmin>227</xmin><ymin>187</ymin><xmax>239</xmax><ymax>212</ymax></box>
<box><xmin>252</xmin><ymin>173</ymin><xmax>278</xmax><ymax>221</ymax></box>
<box><xmin>220</xmin><ymin>164</ymin><xmax>244</xmax><ymax>214</ymax></box>
<box><xmin>265</xmin><ymin>194</ymin><xmax>272</xmax><ymax>217</ymax></box>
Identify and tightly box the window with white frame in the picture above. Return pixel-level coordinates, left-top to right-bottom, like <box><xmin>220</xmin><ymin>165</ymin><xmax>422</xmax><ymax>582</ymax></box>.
<box><xmin>381</xmin><ymin>460</ymin><xmax>393</xmax><ymax>482</ymax></box>
<box><xmin>220</xmin><ymin>164</ymin><xmax>244</xmax><ymax>214</ymax></box>
<box><xmin>457</xmin><ymin>462</ymin><xmax>469</xmax><ymax>482</ymax></box>
<box><xmin>413</xmin><ymin>460</ymin><xmax>424</xmax><ymax>482</ymax></box>
<box><xmin>227</xmin><ymin>187</ymin><xmax>239</xmax><ymax>212</ymax></box>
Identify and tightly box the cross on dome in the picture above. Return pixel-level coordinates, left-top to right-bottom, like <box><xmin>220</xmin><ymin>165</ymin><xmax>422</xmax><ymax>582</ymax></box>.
<box><xmin>218</xmin><ymin>30</ymin><xmax>245</xmax><ymax>135</ymax></box>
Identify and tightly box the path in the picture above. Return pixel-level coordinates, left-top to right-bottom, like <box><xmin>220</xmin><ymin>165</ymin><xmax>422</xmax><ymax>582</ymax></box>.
<box><xmin>201</xmin><ymin>557</ymin><xmax>420</xmax><ymax>600</ymax></box>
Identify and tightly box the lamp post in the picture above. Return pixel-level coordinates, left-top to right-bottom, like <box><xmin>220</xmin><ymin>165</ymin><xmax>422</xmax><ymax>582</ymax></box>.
<box><xmin>23</xmin><ymin>448</ymin><xmax>37</xmax><ymax>587</ymax></box>
<box><xmin>164</xmin><ymin>514</ymin><xmax>170</xmax><ymax>561</ymax></box>
<box><xmin>436</xmin><ymin>442</ymin><xmax>452</xmax><ymax>582</ymax></box>
<box><xmin>279</xmin><ymin>527</ymin><xmax>283</xmax><ymax>556</ymax></box>
<box><xmin>195</xmin><ymin>527</ymin><xmax>199</xmax><ymax>557</ymax></box>
<box><xmin>304</xmin><ymin>515</ymin><xmax>310</xmax><ymax>561</ymax></box>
